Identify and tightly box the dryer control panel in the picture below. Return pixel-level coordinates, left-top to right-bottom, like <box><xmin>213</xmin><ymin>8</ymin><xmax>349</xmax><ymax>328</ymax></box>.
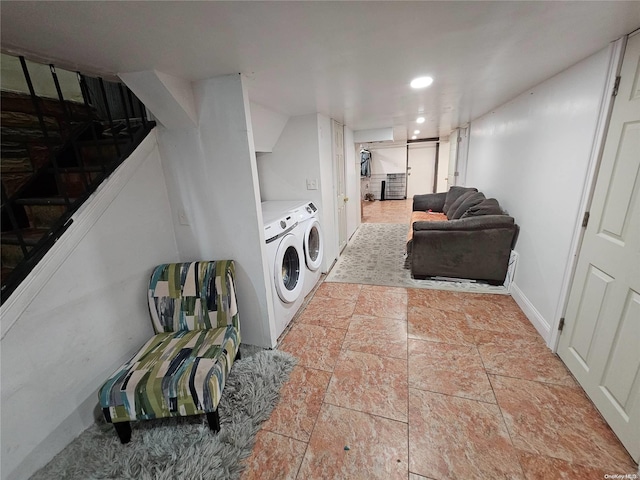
<box><xmin>264</xmin><ymin>215</ymin><xmax>297</xmax><ymax>244</ymax></box>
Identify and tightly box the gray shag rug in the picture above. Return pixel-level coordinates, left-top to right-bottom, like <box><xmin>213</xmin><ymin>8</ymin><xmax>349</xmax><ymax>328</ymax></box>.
<box><xmin>326</xmin><ymin>223</ymin><xmax>510</xmax><ymax>294</ymax></box>
<box><xmin>31</xmin><ymin>348</ymin><xmax>297</xmax><ymax>480</ymax></box>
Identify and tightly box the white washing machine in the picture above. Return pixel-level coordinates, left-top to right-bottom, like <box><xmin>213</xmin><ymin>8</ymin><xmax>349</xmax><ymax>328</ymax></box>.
<box><xmin>290</xmin><ymin>202</ymin><xmax>323</xmax><ymax>296</ymax></box>
<box><xmin>262</xmin><ymin>201</ymin><xmax>307</xmax><ymax>339</ymax></box>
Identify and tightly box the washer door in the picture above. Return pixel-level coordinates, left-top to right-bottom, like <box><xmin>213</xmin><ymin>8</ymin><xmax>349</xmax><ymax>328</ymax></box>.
<box><xmin>274</xmin><ymin>233</ymin><xmax>306</xmax><ymax>303</ymax></box>
<box><xmin>304</xmin><ymin>219</ymin><xmax>323</xmax><ymax>271</ymax></box>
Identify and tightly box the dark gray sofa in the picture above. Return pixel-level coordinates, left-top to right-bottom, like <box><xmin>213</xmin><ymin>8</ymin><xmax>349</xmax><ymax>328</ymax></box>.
<box><xmin>408</xmin><ymin>187</ymin><xmax>519</xmax><ymax>285</ymax></box>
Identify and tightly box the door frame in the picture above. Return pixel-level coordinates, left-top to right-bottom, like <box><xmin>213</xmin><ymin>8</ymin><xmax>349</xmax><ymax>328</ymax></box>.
<box><xmin>550</xmin><ymin>36</ymin><xmax>627</xmax><ymax>351</ymax></box>
<box><xmin>332</xmin><ymin>120</ymin><xmax>347</xmax><ymax>253</ymax></box>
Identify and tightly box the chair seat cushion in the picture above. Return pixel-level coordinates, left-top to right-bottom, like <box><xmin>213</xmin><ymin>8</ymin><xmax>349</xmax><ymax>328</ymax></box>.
<box><xmin>99</xmin><ymin>326</ymin><xmax>240</xmax><ymax>423</ymax></box>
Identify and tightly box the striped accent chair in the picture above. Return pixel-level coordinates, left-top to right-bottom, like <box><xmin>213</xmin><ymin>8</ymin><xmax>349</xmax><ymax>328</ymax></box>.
<box><xmin>98</xmin><ymin>260</ymin><xmax>241</xmax><ymax>443</ymax></box>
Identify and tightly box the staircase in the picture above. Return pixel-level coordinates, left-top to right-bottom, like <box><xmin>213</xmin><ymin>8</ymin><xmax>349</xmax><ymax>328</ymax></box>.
<box><xmin>1</xmin><ymin>57</ymin><xmax>155</xmax><ymax>303</ymax></box>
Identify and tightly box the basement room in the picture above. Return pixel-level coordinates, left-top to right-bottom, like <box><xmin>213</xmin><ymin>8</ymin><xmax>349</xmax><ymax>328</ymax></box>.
<box><xmin>1</xmin><ymin>2</ymin><xmax>639</xmax><ymax>479</ymax></box>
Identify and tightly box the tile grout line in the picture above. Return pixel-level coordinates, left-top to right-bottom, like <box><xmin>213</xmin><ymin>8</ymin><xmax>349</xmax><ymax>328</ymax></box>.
<box><xmin>407</xmin><ymin>384</ymin><xmax>499</xmax><ymax>406</ymax></box>
<box><xmin>293</xmin><ymin>281</ymin><xmax>345</xmax><ymax>480</ymax></box>
<box><xmin>464</xmin><ymin>296</ymin><xmax>528</xmax><ymax>478</ymax></box>
<box><xmin>485</xmin><ymin>365</ymin><xmax>528</xmax><ymax>478</ymax></box>
<box><xmin>321</xmin><ymin>398</ymin><xmax>409</xmax><ymax>425</ymax></box>
<box><xmin>406</xmin><ymin>286</ymin><xmax>411</xmax><ymax>480</ymax></box>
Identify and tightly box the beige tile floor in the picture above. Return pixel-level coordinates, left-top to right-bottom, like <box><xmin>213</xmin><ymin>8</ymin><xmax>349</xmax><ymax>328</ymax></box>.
<box><xmin>241</xmin><ymin>199</ymin><xmax>637</xmax><ymax>479</ymax></box>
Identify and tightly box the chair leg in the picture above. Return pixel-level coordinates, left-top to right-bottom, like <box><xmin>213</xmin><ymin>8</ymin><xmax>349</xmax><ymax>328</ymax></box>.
<box><xmin>113</xmin><ymin>421</ymin><xmax>132</xmax><ymax>444</ymax></box>
<box><xmin>235</xmin><ymin>347</ymin><xmax>241</xmax><ymax>361</ymax></box>
<box><xmin>206</xmin><ymin>409</ymin><xmax>221</xmax><ymax>432</ymax></box>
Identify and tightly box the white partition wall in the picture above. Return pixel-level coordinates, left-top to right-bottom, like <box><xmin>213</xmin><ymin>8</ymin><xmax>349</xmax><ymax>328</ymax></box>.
<box><xmin>129</xmin><ymin>72</ymin><xmax>275</xmax><ymax>348</ymax></box>
<box><xmin>192</xmin><ymin>74</ymin><xmax>275</xmax><ymax>347</ymax></box>
<box><xmin>1</xmin><ymin>134</ymin><xmax>179</xmax><ymax>480</ymax></box>
<box><xmin>465</xmin><ymin>45</ymin><xmax>615</xmax><ymax>343</ymax></box>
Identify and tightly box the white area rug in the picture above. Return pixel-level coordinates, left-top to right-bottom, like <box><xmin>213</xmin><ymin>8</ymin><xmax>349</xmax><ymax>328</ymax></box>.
<box><xmin>326</xmin><ymin>223</ymin><xmax>510</xmax><ymax>294</ymax></box>
<box><xmin>30</xmin><ymin>348</ymin><xmax>296</xmax><ymax>480</ymax></box>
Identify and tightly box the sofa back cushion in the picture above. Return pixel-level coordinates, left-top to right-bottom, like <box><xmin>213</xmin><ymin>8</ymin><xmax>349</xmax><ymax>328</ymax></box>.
<box><xmin>461</xmin><ymin>198</ymin><xmax>504</xmax><ymax>218</ymax></box>
<box><xmin>443</xmin><ymin>186</ymin><xmax>478</xmax><ymax>215</ymax></box>
<box><xmin>446</xmin><ymin>191</ymin><xmax>473</xmax><ymax>219</ymax></box>
<box><xmin>148</xmin><ymin>261</ymin><xmax>239</xmax><ymax>333</ymax></box>
<box><xmin>450</xmin><ymin>192</ymin><xmax>486</xmax><ymax>219</ymax></box>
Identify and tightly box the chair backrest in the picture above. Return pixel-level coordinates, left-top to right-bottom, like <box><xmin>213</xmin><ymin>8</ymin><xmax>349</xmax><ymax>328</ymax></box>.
<box><xmin>147</xmin><ymin>261</ymin><xmax>239</xmax><ymax>333</ymax></box>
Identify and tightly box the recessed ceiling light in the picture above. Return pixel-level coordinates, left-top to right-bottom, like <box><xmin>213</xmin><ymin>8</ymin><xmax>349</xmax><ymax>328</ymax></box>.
<box><xmin>410</xmin><ymin>76</ymin><xmax>433</xmax><ymax>89</ymax></box>
<box><xmin>411</xmin><ymin>135</ymin><xmax>417</xmax><ymax>140</ymax></box>
<box><xmin>416</xmin><ymin>117</ymin><xmax>425</xmax><ymax>124</ymax></box>
<box><xmin>414</xmin><ymin>130</ymin><xmax>420</xmax><ymax>135</ymax></box>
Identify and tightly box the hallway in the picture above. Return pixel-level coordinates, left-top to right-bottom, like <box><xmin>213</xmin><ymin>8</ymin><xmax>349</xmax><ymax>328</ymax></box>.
<box><xmin>241</xmin><ymin>199</ymin><xmax>637</xmax><ymax>479</ymax></box>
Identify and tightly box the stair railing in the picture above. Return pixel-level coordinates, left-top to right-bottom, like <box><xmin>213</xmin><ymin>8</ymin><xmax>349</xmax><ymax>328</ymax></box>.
<box><xmin>1</xmin><ymin>55</ymin><xmax>155</xmax><ymax>304</ymax></box>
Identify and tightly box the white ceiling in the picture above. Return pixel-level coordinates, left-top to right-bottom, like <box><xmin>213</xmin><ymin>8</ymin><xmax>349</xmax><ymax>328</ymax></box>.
<box><xmin>1</xmin><ymin>1</ymin><xmax>639</xmax><ymax>139</ymax></box>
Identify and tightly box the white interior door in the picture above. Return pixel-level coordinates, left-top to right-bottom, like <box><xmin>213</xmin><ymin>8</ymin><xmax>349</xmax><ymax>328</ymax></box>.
<box><xmin>406</xmin><ymin>143</ymin><xmax>436</xmax><ymax>198</ymax></box>
<box><xmin>558</xmin><ymin>32</ymin><xmax>640</xmax><ymax>462</ymax></box>
<box><xmin>333</xmin><ymin>120</ymin><xmax>347</xmax><ymax>252</ymax></box>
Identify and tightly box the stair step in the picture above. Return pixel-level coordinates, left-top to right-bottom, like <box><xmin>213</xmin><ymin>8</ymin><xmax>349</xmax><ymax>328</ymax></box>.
<box><xmin>1</xmin><ymin>244</ymin><xmax>27</xmax><ymax>269</ymax></box>
<box><xmin>14</xmin><ymin>197</ymin><xmax>77</xmax><ymax>206</ymax></box>
<box><xmin>1</xmin><ymin>266</ymin><xmax>15</xmax><ymax>281</ymax></box>
<box><xmin>1</xmin><ymin>229</ymin><xmax>44</xmax><ymax>269</ymax></box>
<box><xmin>40</xmin><ymin>169</ymin><xmax>102</xmax><ymax>197</ymax></box>
<box><xmin>1</xmin><ymin>228</ymin><xmax>48</xmax><ymax>246</ymax></box>
<box><xmin>76</xmin><ymin>138</ymin><xmax>131</xmax><ymax>147</ymax></box>
<box><xmin>46</xmin><ymin>166</ymin><xmax>105</xmax><ymax>173</ymax></box>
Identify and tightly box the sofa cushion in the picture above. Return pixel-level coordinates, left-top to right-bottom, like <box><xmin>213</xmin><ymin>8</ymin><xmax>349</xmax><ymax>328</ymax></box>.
<box><xmin>443</xmin><ymin>186</ymin><xmax>478</xmax><ymax>215</ymax></box>
<box><xmin>451</xmin><ymin>192</ymin><xmax>486</xmax><ymax>219</ymax></box>
<box><xmin>413</xmin><ymin>192</ymin><xmax>447</xmax><ymax>212</ymax></box>
<box><xmin>408</xmin><ymin>211</ymin><xmax>448</xmax><ymax>243</ymax></box>
<box><xmin>446</xmin><ymin>191</ymin><xmax>474</xmax><ymax>219</ymax></box>
<box><xmin>461</xmin><ymin>198</ymin><xmax>504</xmax><ymax>217</ymax></box>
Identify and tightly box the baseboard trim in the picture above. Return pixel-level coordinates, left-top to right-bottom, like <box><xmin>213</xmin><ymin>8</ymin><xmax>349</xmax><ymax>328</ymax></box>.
<box><xmin>510</xmin><ymin>282</ymin><xmax>553</xmax><ymax>346</ymax></box>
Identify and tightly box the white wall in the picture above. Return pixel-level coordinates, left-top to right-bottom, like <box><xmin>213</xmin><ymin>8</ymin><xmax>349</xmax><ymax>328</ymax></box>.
<box><xmin>0</xmin><ymin>132</ymin><xmax>179</xmax><ymax>480</ymax></box>
<box><xmin>257</xmin><ymin>113</ymin><xmax>322</xmax><ymax>204</ymax></box>
<box><xmin>466</xmin><ymin>45</ymin><xmax>614</xmax><ymax>343</ymax></box>
<box><xmin>353</xmin><ymin>127</ymin><xmax>394</xmax><ymax>143</ymax></box>
<box><xmin>249</xmin><ymin>101</ymin><xmax>289</xmax><ymax>153</ymax></box>
<box><xmin>344</xmin><ymin>125</ymin><xmax>360</xmax><ymax>239</ymax></box>
<box><xmin>154</xmin><ymin>74</ymin><xmax>275</xmax><ymax>349</ymax></box>
<box><xmin>370</xmin><ymin>145</ymin><xmax>406</xmax><ymax>174</ymax></box>
<box><xmin>194</xmin><ymin>75</ymin><xmax>274</xmax><ymax>346</ymax></box>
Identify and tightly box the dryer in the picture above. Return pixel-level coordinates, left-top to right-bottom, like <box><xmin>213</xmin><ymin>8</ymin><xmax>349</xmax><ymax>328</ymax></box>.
<box><xmin>262</xmin><ymin>201</ymin><xmax>307</xmax><ymax>339</ymax></box>
<box><xmin>290</xmin><ymin>201</ymin><xmax>323</xmax><ymax>296</ymax></box>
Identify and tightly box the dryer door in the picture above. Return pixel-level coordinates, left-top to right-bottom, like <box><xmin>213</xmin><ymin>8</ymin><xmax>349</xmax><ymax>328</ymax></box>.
<box><xmin>274</xmin><ymin>233</ymin><xmax>306</xmax><ymax>303</ymax></box>
<box><xmin>304</xmin><ymin>219</ymin><xmax>323</xmax><ymax>271</ymax></box>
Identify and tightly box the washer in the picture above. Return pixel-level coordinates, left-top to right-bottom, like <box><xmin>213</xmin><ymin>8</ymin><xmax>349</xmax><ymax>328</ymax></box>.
<box><xmin>291</xmin><ymin>202</ymin><xmax>323</xmax><ymax>296</ymax></box>
<box><xmin>262</xmin><ymin>201</ymin><xmax>307</xmax><ymax>339</ymax></box>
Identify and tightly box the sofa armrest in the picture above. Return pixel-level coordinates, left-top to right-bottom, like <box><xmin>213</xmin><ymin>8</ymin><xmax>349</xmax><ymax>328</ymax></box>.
<box><xmin>411</xmin><ymin>216</ymin><xmax>517</xmax><ymax>283</ymax></box>
<box><xmin>413</xmin><ymin>192</ymin><xmax>446</xmax><ymax>212</ymax></box>
<box><xmin>413</xmin><ymin>215</ymin><xmax>514</xmax><ymax>232</ymax></box>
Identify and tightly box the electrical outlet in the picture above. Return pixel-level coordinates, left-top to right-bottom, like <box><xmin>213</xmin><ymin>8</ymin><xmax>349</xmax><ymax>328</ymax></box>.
<box><xmin>306</xmin><ymin>178</ymin><xmax>318</xmax><ymax>190</ymax></box>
